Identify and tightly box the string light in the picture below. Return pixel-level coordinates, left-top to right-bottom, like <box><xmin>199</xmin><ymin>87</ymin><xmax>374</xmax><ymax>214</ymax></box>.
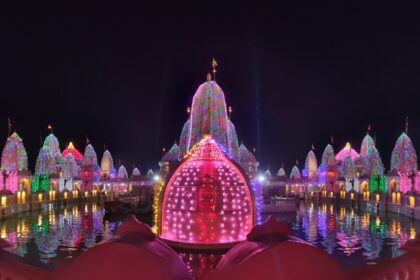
<box><xmin>159</xmin><ymin>136</ymin><xmax>255</xmax><ymax>245</ymax></box>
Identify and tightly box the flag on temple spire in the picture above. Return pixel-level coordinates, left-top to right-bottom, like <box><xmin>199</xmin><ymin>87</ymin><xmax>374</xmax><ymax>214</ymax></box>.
<box><xmin>86</xmin><ymin>137</ymin><xmax>90</xmax><ymax>145</ymax></box>
<box><xmin>367</xmin><ymin>124</ymin><xmax>371</xmax><ymax>134</ymax></box>
<box><xmin>212</xmin><ymin>57</ymin><xmax>218</xmax><ymax>69</ymax></box>
<box><xmin>48</xmin><ymin>124</ymin><xmax>53</xmax><ymax>133</ymax></box>
<box><xmin>405</xmin><ymin>116</ymin><xmax>409</xmax><ymax>134</ymax></box>
<box><xmin>296</xmin><ymin>159</ymin><xmax>299</xmax><ymax>165</ymax></box>
<box><xmin>311</xmin><ymin>143</ymin><xmax>315</xmax><ymax>150</ymax></box>
<box><xmin>212</xmin><ymin>57</ymin><xmax>218</xmax><ymax>81</ymax></box>
<box><xmin>330</xmin><ymin>135</ymin><xmax>334</xmax><ymax>145</ymax></box>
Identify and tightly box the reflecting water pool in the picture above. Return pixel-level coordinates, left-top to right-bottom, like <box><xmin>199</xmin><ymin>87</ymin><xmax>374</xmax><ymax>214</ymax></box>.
<box><xmin>0</xmin><ymin>201</ymin><xmax>419</xmax><ymax>277</ymax></box>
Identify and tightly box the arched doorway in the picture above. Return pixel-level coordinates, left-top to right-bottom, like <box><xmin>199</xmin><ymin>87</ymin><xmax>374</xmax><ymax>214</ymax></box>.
<box><xmin>20</xmin><ymin>178</ymin><xmax>31</xmax><ymax>193</ymax></box>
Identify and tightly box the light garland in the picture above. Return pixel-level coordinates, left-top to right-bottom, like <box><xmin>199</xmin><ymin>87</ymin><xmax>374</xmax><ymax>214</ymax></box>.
<box><xmin>159</xmin><ymin>136</ymin><xmax>255</xmax><ymax>245</ymax></box>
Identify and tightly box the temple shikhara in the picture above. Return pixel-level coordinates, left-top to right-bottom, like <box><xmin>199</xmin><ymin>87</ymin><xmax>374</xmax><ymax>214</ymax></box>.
<box><xmin>156</xmin><ymin>68</ymin><xmax>260</xmax><ymax>247</ymax></box>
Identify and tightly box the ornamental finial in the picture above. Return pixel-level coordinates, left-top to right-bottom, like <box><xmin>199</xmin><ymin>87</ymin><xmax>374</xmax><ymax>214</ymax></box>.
<box><xmin>212</xmin><ymin>57</ymin><xmax>218</xmax><ymax>81</ymax></box>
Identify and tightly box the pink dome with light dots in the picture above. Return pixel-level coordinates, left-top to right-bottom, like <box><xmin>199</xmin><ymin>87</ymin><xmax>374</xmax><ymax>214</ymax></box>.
<box><xmin>335</xmin><ymin>142</ymin><xmax>359</xmax><ymax>162</ymax></box>
<box><xmin>158</xmin><ymin>136</ymin><xmax>256</xmax><ymax>248</ymax></box>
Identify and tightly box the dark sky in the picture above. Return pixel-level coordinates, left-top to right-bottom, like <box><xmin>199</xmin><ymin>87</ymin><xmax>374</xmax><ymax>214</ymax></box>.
<box><xmin>0</xmin><ymin>1</ymin><xmax>420</xmax><ymax>174</ymax></box>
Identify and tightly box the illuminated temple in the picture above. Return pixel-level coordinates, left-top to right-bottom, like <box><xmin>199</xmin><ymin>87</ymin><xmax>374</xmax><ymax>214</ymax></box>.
<box><xmin>156</xmin><ymin>74</ymin><xmax>260</xmax><ymax>248</ymax></box>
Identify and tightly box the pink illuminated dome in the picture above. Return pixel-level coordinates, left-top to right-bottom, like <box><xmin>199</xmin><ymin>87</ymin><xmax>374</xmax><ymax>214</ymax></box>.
<box><xmin>157</xmin><ymin>135</ymin><xmax>256</xmax><ymax>248</ymax></box>
<box><xmin>335</xmin><ymin>142</ymin><xmax>359</xmax><ymax>162</ymax></box>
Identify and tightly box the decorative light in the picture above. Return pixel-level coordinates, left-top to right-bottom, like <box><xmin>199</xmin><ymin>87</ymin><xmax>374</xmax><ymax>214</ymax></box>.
<box><xmin>257</xmin><ymin>174</ymin><xmax>266</xmax><ymax>183</ymax></box>
<box><xmin>153</xmin><ymin>175</ymin><xmax>161</xmax><ymax>182</ymax></box>
<box><xmin>1</xmin><ymin>196</ymin><xmax>6</xmax><ymax>207</ymax></box>
<box><xmin>158</xmin><ymin>136</ymin><xmax>255</xmax><ymax>246</ymax></box>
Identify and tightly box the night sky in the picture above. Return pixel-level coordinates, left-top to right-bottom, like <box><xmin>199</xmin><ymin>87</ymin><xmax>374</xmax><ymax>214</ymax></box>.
<box><xmin>1</xmin><ymin>2</ymin><xmax>420</xmax><ymax>174</ymax></box>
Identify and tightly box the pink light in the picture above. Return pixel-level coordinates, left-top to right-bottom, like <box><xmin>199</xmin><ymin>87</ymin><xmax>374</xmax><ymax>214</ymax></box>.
<box><xmin>160</xmin><ymin>136</ymin><xmax>255</xmax><ymax>246</ymax></box>
<box><xmin>335</xmin><ymin>143</ymin><xmax>359</xmax><ymax>162</ymax></box>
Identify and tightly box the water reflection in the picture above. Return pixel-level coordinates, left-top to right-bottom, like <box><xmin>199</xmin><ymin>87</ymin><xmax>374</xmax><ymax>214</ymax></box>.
<box><xmin>284</xmin><ymin>201</ymin><xmax>419</xmax><ymax>268</ymax></box>
<box><xmin>0</xmin><ymin>201</ymin><xmax>419</xmax><ymax>274</ymax></box>
<box><xmin>0</xmin><ymin>202</ymin><xmax>119</xmax><ymax>265</ymax></box>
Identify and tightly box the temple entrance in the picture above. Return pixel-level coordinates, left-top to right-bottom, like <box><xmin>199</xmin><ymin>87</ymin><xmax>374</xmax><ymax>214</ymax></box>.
<box><xmin>20</xmin><ymin>179</ymin><xmax>30</xmax><ymax>193</ymax></box>
<box><xmin>360</xmin><ymin>181</ymin><xmax>368</xmax><ymax>192</ymax></box>
<box><xmin>389</xmin><ymin>179</ymin><xmax>397</xmax><ymax>193</ymax></box>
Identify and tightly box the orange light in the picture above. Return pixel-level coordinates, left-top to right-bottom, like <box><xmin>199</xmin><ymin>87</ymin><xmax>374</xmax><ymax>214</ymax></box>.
<box><xmin>38</xmin><ymin>193</ymin><xmax>43</xmax><ymax>202</ymax></box>
<box><xmin>376</xmin><ymin>194</ymin><xmax>380</xmax><ymax>202</ymax></box>
<box><xmin>409</xmin><ymin>196</ymin><xmax>415</xmax><ymax>208</ymax></box>
<box><xmin>1</xmin><ymin>196</ymin><xmax>7</xmax><ymax>207</ymax></box>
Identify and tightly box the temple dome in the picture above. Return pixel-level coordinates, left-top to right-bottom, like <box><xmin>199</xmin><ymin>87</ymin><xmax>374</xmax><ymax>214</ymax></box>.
<box><xmin>62</xmin><ymin>142</ymin><xmax>83</xmax><ymax>162</ymax></box>
<box><xmin>117</xmin><ymin>165</ymin><xmax>128</xmax><ymax>179</ymax></box>
<box><xmin>82</xmin><ymin>144</ymin><xmax>98</xmax><ymax>167</ymax></box>
<box><xmin>132</xmin><ymin>167</ymin><xmax>141</xmax><ymax>177</ymax></box>
<box><xmin>187</xmin><ymin>81</ymin><xmax>230</xmax><ymax>153</ymax></box>
<box><xmin>179</xmin><ymin>118</ymin><xmax>190</xmax><ymax>156</ymax></box>
<box><xmin>43</xmin><ymin>133</ymin><xmax>61</xmax><ymax>159</ymax></box>
<box><xmin>290</xmin><ymin>165</ymin><xmax>301</xmax><ymax>179</ymax></box>
<box><xmin>335</xmin><ymin>142</ymin><xmax>359</xmax><ymax>162</ymax></box>
<box><xmin>390</xmin><ymin>132</ymin><xmax>417</xmax><ymax>173</ymax></box>
<box><xmin>304</xmin><ymin>150</ymin><xmax>318</xmax><ymax>178</ymax></box>
<box><xmin>158</xmin><ymin>136</ymin><xmax>256</xmax><ymax>248</ymax></box>
<box><xmin>341</xmin><ymin>156</ymin><xmax>356</xmax><ymax>178</ymax></box>
<box><xmin>367</xmin><ymin>146</ymin><xmax>384</xmax><ymax>176</ymax></box>
<box><xmin>277</xmin><ymin>167</ymin><xmax>286</xmax><ymax>177</ymax></box>
<box><xmin>264</xmin><ymin>169</ymin><xmax>272</xmax><ymax>178</ymax></box>
<box><xmin>101</xmin><ymin>150</ymin><xmax>114</xmax><ymax>177</ymax></box>
<box><xmin>227</xmin><ymin>120</ymin><xmax>240</xmax><ymax>161</ymax></box>
<box><xmin>162</xmin><ymin>143</ymin><xmax>181</xmax><ymax>161</ymax></box>
<box><xmin>360</xmin><ymin>134</ymin><xmax>374</xmax><ymax>157</ymax></box>
<box><xmin>239</xmin><ymin>143</ymin><xmax>256</xmax><ymax>163</ymax></box>
<box><xmin>1</xmin><ymin>132</ymin><xmax>28</xmax><ymax>172</ymax></box>
<box><xmin>35</xmin><ymin>146</ymin><xmax>57</xmax><ymax>175</ymax></box>
<box><xmin>321</xmin><ymin>144</ymin><xmax>335</xmax><ymax>167</ymax></box>
<box><xmin>62</xmin><ymin>154</ymin><xmax>79</xmax><ymax>178</ymax></box>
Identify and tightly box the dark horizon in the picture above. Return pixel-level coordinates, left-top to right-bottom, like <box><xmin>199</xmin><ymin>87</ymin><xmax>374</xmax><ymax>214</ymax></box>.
<box><xmin>1</xmin><ymin>2</ymin><xmax>420</xmax><ymax>173</ymax></box>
